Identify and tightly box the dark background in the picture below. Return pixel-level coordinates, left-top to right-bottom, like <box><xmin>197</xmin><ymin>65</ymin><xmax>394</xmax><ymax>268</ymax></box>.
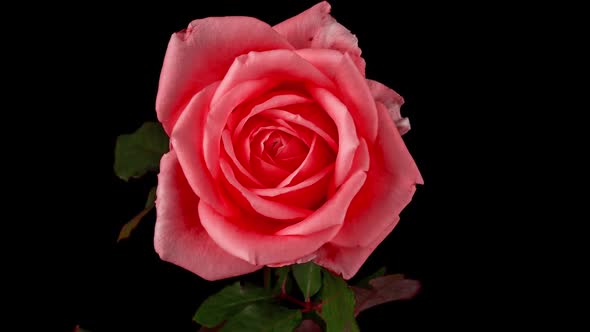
<box><xmin>44</xmin><ymin>0</ymin><xmax>493</xmax><ymax>330</ymax></box>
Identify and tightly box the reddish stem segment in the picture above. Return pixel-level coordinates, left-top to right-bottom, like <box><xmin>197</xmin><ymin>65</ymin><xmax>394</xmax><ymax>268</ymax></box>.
<box><xmin>278</xmin><ymin>277</ymin><xmax>322</xmax><ymax>312</ymax></box>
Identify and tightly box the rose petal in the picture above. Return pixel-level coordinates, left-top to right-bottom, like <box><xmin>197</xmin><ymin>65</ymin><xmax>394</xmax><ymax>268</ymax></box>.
<box><xmin>275</xmin><ymin>171</ymin><xmax>366</xmax><ymax>236</ymax></box>
<box><xmin>156</xmin><ymin>16</ymin><xmax>293</xmax><ymax>134</ymax></box>
<box><xmin>198</xmin><ymin>171</ymin><xmax>366</xmax><ymax>265</ymax></box>
<box><xmin>309</xmin><ymin>87</ymin><xmax>359</xmax><ymax>189</ymax></box>
<box><xmin>275</xmin><ymin>135</ymin><xmax>308</xmax><ymax>160</ymax></box>
<box><xmin>367</xmin><ymin>79</ymin><xmax>410</xmax><ymax>135</ymax></box>
<box><xmin>273</xmin><ymin>1</ymin><xmax>364</xmax><ymax>73</ymax></box>
<box><xmin>204</xmin><ymin>78</ymin><xmax>277</xmax><ymax>177</ymax></box>
<box><xmin>279</xmin><ymin>102</ymin><xmax>339</xmax><ymax>147</ymax></box>
<box><xmin>278</xmin><ymin>134</ymin><xmax>335</xmax><ymax>188</ymax></box>
<box><xmin>262</xmin><ymin>108</ymin><xmax>338</xmax><ymax>151</ymax></box>
<box><xmin>249</xmin><ymin>127</ymin><xmax>295</xmax><ymax>167</ymax></box>
<box><xmin>332</xmin><ymin>54</ymin><xmax>379</xmax><ymax>143</ymax></box>
<box><xmin>313</xmin><ymin>216</ymin><xmax>400</xmax><ymax>280</ymax></box>
<box><xmin>221</xmin><ymin>129</ymin><xmax>264</xmax><ymax>188</ymax></box>
<box><xmin>220</xmin><ymin>159</ymin><xmax>313</xmax><ymax>220</ymax></box>
<box><xmin>329</xmin><ymin>102</ymin><xmax>423</xmax><ymax>248</ymax></box>
<box><xmin>251</xmin><ymin>154</ymin><xmax>292</xmax><ymax>187</ymax></box>
<box><xmin>267</xmin><ymin>253</ymin><xmax>318</xmax><ymax>268</ymax></box>
<box><xmin>154</xmin><ymin>150</ymin><xmax>261</xmax><ymax>281</ymax></box>
<box><xmin>273</xmin><ymin>136</ymin><xmax>309</xmax><ymax>172</ymax></box>
<box><xmin>295</xmin><ymin>48</ymin><xmax>343</xmax><ymax>79</ymax></box>
<box><xmin>211</xmin><ymin>49</ymin><xmax>334</xmax><ymax>107</ymax></box>
<box><xmin>171</xmin><ymin>82</ymin><xmax>235</xmax><ymax>216</ymax></box>
<box><xmin>295</xmin><ymin>51</ymin><xmax>377</xmax><ymax>143</ymax></box>
<box><xmin>272</xmin><ymin>118</ymin><xmax>313</xmax><ymax>146</ymax></box>
<box><xmin>232</xmin><ymin>93</ymin><xmax>313</xmax><ymax>140</ymax></box>
<box><xmin>251</xmin><ymin>164</ymin><xmax>333</xmax><ymax>210</ymax></box>
<box><xmin>204</xmin><ymin>49</ymin><xmax>336</xmax><ymax>177</ymax></box>
<box><xmin>298</xmin><ymin>50</ymin><xmax>367</xmax><ymax>82</ymax></box>
<box><xmin>235</xmin><ymin>115</ymin><xmax>311</xmax><ymax>170</ymax></box>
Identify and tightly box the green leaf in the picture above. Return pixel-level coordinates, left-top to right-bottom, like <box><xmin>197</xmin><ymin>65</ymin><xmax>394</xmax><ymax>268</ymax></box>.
<box><xmin>145</xmin><ymin>186</ymin><xmax>157</xmax><ymax>208</ymax></box>
<box><xmin>194</xmin><ymin>282</ymin><xmax>274</xmax><ymax>328</ymax></box>
<box><xmin>114</xmin><ymin>122</ymin><xmax>169</xmax><ymax>181</ymax></box>
<box><xmin>220</xmin><ymin>302</ymin><xmax>302</xmax><ymax>332</ymax></box>
<box><xmin>272</xmin><ymin>266</ymin><xmax>291</xmax><ymax>295</ymax></box>
<box><xmin>292</xmin><ymin>262</ymin><xmax>322</xmax><ymax>301</ymax></box>
<box><xmin>355</xmin><ymin>266</ymin><xmax>386</xmax><ymax>289</ymax></box>
<box><xmin>319</xmin><ymin>270</ymin><xmax>357</xmax><ymax>332</ymax></box>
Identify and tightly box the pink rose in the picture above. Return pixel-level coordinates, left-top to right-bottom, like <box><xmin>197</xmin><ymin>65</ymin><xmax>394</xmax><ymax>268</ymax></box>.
<box><xmin>154</xmin><ymin>1</ymin><xmax>423</xmax><ymax>280</ymax></box>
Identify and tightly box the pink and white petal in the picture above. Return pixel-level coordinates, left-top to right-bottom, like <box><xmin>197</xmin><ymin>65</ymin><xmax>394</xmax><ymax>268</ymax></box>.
<box><xmin>170</xmin><ymin>82</ymin><xmax>235</xmax><ymax>216</ymax></box>
<box><xmin>273</xmin><ymin>2</ymin><xmax>363</xmax><ymax>73</ymax></box>
<box><xmin>309</xmin><ymin>87</ymin><xmax>359</xmax><ymax>189</ymax></box>
<box><xmin>313</xmin><ymin>215</ymin><xmax>400</xmax><ymax>280</ymax></box>
<box><xmin>198</xmin><ymin>172</ymin><xmax>366</xmax><ymax>266</ymax></box>
<box><xmin>156</xmin><ymin>17</ymin><xmax>293</xmax><ymax>134</ymax></box>
<box><xmin>329</xmin><ymin>103</ymin><xmax>423</xmax><ymax>248</ymax></box>
<box><xmin>367</xmin><ymin>79</ymin><xmax>410</xmax><ymax>135</ymax></box>
<box><xmin>154</xmin><ymin>150</ymin><xmax>261</xmax><ymax>281</ymax></box>
<box><xmin>311</xmin><ymin>17</ymin><xmax>361</xmax><ymax>56</ymax></box>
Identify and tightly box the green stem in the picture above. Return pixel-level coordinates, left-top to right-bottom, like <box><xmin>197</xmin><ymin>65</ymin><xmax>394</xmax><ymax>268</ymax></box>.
<box><xmin>264</xmin><ymin>267</ymin><xmax>271</xmax><ymax>290</ymax></box>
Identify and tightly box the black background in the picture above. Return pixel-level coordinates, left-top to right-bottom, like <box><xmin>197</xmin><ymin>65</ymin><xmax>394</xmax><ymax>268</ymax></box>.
<box><xmin>42</xmin><ymin>0</ymin><xmax>496</xmax><ymax>331</ymax></box>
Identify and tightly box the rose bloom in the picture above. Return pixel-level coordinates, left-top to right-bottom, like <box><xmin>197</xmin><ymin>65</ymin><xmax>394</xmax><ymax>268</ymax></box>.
<box><xmin>154</xmin><ymin>1</ymin><xmax>422</xmax><ymax>280</ymax></box>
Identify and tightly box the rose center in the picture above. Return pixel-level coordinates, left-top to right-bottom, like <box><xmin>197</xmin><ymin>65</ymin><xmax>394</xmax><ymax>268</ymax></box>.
<box><xmin>256</xmin><ymin>130</ymin><xmax>308</xmax><ymax>172</ymax></box>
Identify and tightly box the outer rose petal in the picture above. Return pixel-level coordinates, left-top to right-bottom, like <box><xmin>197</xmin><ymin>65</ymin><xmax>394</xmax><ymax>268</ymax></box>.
<box><xmin>171</xmin><ymin>82</ymin><xmax>236</xmax><ymax>216</ymax></box>
<box><xmin>156</xmin><ymin>16</ymin><xmax>293</xmax><ymax>134</ymax></box>
<box><xmin>313</xmin><ymin>216</ymin><xmax>400</xmax><ymax>280</ymax></box>
<box><xmin>273</xmin><ymin>1</ymin><xmax>365</xmax><ymax>74</ymax></box>
<box><xmin>333</xmin><ymin>54</ymin><xmax>379</xmax><ymax>143</ymax></box>
<box><xmin>329</xmin><ymin>101</ymin><xmax>423</xmax><ymax>248</ymax></box>
<box><xmin>154</xmin><ymin>151</ymin><xmax>261</xmax><ymax>281</ymax></box>
<box><xmin>367</xmin><ymin>79</ymin><xmax>411</xmax><ymax>135</ymax></box>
